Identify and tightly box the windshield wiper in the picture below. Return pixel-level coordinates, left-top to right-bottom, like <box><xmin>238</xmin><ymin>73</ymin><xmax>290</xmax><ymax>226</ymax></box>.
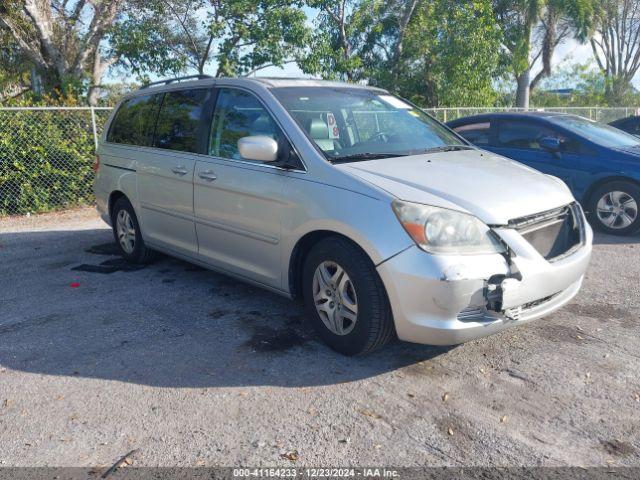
<box><xmin>419</xmin><ymin>145</ymin><xmax>474</xmax><ymax>153</ymax></box>
<box><xmin>331</xmin><ymin>152</ymin><xmax>408</xmax><ymax>163</ymax></box>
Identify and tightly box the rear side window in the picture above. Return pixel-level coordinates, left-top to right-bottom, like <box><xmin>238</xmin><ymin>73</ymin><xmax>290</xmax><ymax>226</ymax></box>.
<box><xmin>107</xmin><ymin>94</ymin><xmax>161</xmax><ymax>146</ymax></box>
<box><xmin>154</xmin><ymin>89</ymin><xmax>210</xmax><ymax>153</ymax></box>
<box><xmin>453</xmin><ymin>122</ymin><xmax>491</xmax><ymax>145</ymax></box>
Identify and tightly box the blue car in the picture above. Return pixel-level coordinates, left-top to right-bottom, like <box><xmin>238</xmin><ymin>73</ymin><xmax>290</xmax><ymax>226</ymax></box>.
<box><xmin>447</xmin><ymin>112</ymin><xmax>640</xmax><ymax>235</ymax></box>
<box><xmin>609</xmin><ymin>115</ymin><xmax>640</xmax><ymax>136</ymax></box>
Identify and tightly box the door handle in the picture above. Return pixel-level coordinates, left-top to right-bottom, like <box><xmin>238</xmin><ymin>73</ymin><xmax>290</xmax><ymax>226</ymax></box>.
<box><xmin>171</xmin><ymin>166</ymin><xmax>188</xmax><ymax>176</ymax></box>
<box><xmin>198</xmin><ymin>170</ymin><xmax>217</xmax><ymax>182</ymax></box>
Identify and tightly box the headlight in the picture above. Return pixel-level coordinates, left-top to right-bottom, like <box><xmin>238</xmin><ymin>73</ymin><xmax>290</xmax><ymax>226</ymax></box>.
<box><xmin>392</xmin><ymin>200</ymin><xmax>505</xmax><ymax>255</ymax></box>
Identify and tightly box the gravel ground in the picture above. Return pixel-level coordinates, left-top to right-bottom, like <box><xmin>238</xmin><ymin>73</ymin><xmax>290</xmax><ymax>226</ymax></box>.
<box><xmin>0</xmin><ymin>207</ymin><xmax>639</xmax><ymax>468</ymax></box>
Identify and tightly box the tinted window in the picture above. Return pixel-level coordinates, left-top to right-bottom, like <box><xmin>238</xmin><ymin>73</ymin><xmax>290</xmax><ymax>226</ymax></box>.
<box><xmin>107</xmin><ymin>94</ymin><xmax>161</xmax><ymax>146</ymax></box>
<box><xmin>498</xmin><ymin>120</ymin><xmax>579</xmax><ymax>153</ymax></box>
<box><xmin>549</xmin><ymin>115</ymin><xmax>640</xmax><ymax>148</ymax></box>
<box><xmin>154</xmin><ymin>89</ymin><xmax>210</xmax><ymax>153</ymax></box>
<box><xmin>615</xmin><ymin>118</ymin><xmax>640</xmax><ymax>135</ymax></box>
<box><xmin>453</xmin><ymin>122</ymin><xmax>491</xmax><ymax>145</ymax></box>
<box><xmin>210</xmin><ymin>88</ymin><xmax>281</xmax><ymax>160</ymax></box>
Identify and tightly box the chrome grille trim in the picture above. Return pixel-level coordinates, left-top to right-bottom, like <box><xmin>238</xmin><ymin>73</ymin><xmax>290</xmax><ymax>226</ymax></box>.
<box><xmin>508</xmin><ymin>204</ymin><xmax>571</xmax><ymax>230</ymax></box>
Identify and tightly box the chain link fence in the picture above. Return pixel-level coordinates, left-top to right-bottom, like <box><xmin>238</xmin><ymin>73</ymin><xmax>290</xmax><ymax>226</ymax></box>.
<box><xmin>1</xmin><ymin>105</ymin><xmax>639</xmax><ymax>216</ymax></box>
<box><xmin>0</xmin><ymin>107</ymin><xmax>112</xmax><ymax>216</ymax></box>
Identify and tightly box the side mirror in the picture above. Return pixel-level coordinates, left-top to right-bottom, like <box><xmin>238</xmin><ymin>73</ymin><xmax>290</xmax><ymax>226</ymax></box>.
<box><xmin>539</xmin><ymin>136</ymin><xmax>561</xmax><ymax>153</ymax></box>
<box><xmin>237</xmin><ymin>136</ymin><xmax>278</xmax><ymax>162</ymax></box>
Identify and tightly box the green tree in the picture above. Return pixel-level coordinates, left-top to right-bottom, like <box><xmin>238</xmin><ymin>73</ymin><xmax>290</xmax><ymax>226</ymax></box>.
<box><xmin>0</xmin><ymin>22</ymin><xmax>32</xmax><ymax>102</ymax></box>
<box><xmin>530</xmin><ymin>62</ymin><xmax>609</xmax><ymax>106</ymax></box>
<box><xmin>297</xmin><ymin>0</ymin><xmax>364</xmax><ymax>81</ymax></box>
<box><xmin>112</xmin><ymin>0</ymin><xmax>310</xmax><ymax>78</ymax></box>
<box><xmin>0</xmin><ymin>0</ymin><xmax>125</xmax><ymax>105</ymax></box>
<box><xmin>362</xmin><ymin>0</ymin><xmax>504</xmax><ymax>107</ymax></box>
<box><xmin>493</xmin><ymin>0</ymin><xmax>593</xmax><ymax>108</ymax></box>
<box><xmin>299</xmin><ymin>0</ymin><xmax>504</xmax><ymax>107</ymax></box>
<box><xmin>574</xmin><ymin>0</ymin><xmax>640</xmax><ymax>105</ymax></box>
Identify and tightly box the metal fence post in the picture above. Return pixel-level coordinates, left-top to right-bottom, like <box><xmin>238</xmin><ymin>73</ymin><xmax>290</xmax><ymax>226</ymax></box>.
<box><xmin>90</xmin><ymin>107</ymin><xmax>99</xmax><ymax>151</ymax></box>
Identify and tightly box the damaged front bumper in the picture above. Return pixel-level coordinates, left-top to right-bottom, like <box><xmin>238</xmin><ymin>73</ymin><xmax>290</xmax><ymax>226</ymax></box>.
<box><xmin>376</xmin><ymin>222</ymin><xmax>592</xmax><ymax>346</ymax></box>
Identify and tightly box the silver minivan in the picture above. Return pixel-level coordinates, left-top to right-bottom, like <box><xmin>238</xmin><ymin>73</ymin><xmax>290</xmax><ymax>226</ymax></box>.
<box><xmin>94</xmin><ymin>76</ymin><xmax>592</xmax><ymax>355</ymax></box>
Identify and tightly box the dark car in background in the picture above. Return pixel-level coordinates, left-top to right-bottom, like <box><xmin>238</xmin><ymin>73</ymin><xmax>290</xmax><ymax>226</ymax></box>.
<box><xmin>447</xmin><ymin>112</ymin><xmax>640</xmax><ymax>235</ymax></box>
<box><xmin>609</xmin><ymin>116</ymin><xmax>640</xmax><ymax>137</ymax></box>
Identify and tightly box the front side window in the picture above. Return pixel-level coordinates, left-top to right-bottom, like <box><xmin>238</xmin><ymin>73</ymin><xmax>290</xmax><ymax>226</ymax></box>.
<box><xmin>107</xmin><ymin>94</ymin><xmax>162</xmax><ymax>146</ymax></box>
<box><xmin>271</xmin><ymin>87</ymin><xmax>465</xmax><ymax>163</ymax></box>
<box><xmin>497</xmin><ymin>120</ymin><xmax>579</xmax><ymax>153</ymax></box>
<box><xmin>210</xmin><ymin>88</ymin><xmax>281</xmax><ymax>160</ymax></box>
<box><xmin>453</xmin><ymin>122</ymin><xmax>491</xmax><ymax>145</ymax></box>
<box><xmin>154</xmin><ymin>89</ymin><xmax>210</xmax><ymax>153</ymax></box>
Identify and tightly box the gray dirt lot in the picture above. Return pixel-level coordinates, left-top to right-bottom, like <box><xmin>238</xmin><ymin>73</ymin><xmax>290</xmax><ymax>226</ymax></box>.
<box><xmin>0</xmin><ymin>207</ymin><xmax>639</xmax><ymax>468</ymax></box>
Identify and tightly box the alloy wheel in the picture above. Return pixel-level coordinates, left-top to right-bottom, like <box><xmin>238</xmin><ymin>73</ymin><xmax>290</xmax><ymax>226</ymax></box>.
<box><xmin>312</xmin><ymin>260</ymin><xmax>358</xmax><ymax>335</ymax></box>
<box><xmin>116</xmin><ymin>209</ymin><xmax>136</xmax><ymax>254</ymax></box>
<box><xmin>596</xmin><ymin>190</ymin><xmax>638</xmax><ymax>230</ymax></box>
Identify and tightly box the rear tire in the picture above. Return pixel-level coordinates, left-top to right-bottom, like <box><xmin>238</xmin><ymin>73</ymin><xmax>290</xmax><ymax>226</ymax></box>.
<box><xmin>302</xmin><ymin>237</ymin><xmax>395</xmax><ymax>355</ymax></box>
<box><xmin>587</xmin><ymin>181</ymin><xmax>640</xmax><ymax>236</ymax></box>
<box><xmin>111</xmin><ymin>197</ymin><xmax>157</xmax><ymax>264</ymax></box>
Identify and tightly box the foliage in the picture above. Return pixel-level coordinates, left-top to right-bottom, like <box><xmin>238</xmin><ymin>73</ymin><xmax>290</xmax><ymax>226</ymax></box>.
<box><xmin>0</xmin><ymin>92</ymin><xmax>97</xmax><ymax>215</ymax></box>
<box><xmin>297</xmin><ymin>0</ymin><xmax>364</xmax><ymax>80</ymax></box>
<box><xmin>531</xmin><ymin>62</ymin><xmax>640</xmax><ymax>107</ymax></box>
<box><xmin>0</xmin><ymin>0</ymin><xmax>124</xmax><ymax>105</ymax></box>
<box><xmin>111</xmin><ymin>0</ymin><xmax>310</xmax><ymax>78</ymax></box>
<box><xmin>299</xmin><ymin>0</ymin><xmax>504</xmax><ymax>107</ymax></box>
<box><xmin>373</xmin><ymin>0</ymin><xmax>504</xmax><ymax>107</ymax></box>
<box><xmin>575</xmin><ymin>0</ymin><xmax>640</xmax><ymax>105</ymax></box>
<box><xmin>0</xmin><ymin>116</ymin><xmax>95</xmax><ymax>215</ymax></box>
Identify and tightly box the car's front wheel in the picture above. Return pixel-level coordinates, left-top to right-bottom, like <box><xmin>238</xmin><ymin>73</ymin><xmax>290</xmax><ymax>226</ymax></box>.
<box><xmin>111</xmin><ymin>197</ymin><xmax>157</xmax><ymax>263</ymax></box>
<box><xmin>588</xmin><ymin>181</ymin><xmax>640</xmax><ymax>235</ymax></box>
<box><xmin>302</xmin><ymin>237</ymin><xmax>395</xmax><ymax>355</ymax></box>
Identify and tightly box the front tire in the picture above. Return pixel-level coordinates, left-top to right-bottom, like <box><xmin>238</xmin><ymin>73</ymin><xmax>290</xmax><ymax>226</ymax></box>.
<box><xmin>302</xmin><ymin>237</ymin><xmax>395</xmax><ymax>355</ymax></box>
<box><xmin>587</xmin><ymin>181</ymin><xmax>640</xmax><ymax>235</ymax></box>
<box><xmin>111</xmin><ymin>197</ymin><xmax>157</xmax><ymax>264</ymax></box>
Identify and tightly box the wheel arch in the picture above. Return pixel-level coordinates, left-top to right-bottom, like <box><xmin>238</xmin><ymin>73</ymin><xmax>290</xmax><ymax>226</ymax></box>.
<box><xmin>582</xmin><ymin>176</ymin><xmax>640</xmax><ymax>210</ymax></box>
<box><xmin>108</xmin><ymin>190</ymin><xmax>128</xmax><ymax>220</ymax></box>
<box><xmin>287</xmin><ymin>230</ymin><xmax>379</xmax><ymax>300</ymax></box>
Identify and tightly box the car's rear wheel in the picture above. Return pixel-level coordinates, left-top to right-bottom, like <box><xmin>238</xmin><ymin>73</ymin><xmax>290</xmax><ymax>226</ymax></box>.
<box><xmin>302</xmin><ymin>237</ymin><xmax>395</xmax><ymax>355</ymax></box>
<box><xmin>588</xmin><ymin>181</ymin><xmax>640</xmax><ymax>235</ymax></box>
<box><xmin>111</xmin><ymin>197</ymin><xmax>157</xmax><ymax>263</ymax></box>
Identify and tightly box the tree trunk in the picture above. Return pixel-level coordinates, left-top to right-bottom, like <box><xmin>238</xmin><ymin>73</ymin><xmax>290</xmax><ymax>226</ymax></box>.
<box><xmin>515</xmin><ymin>68</ymin><xmax>531</xmax><ymax>108</ymax></box>
<box><xmin>605</xmin><ymin>75</ymin><xmax>632</xmax><ymax>106</ymax></box>
<box><xmin>87</xmin><ymin>49</ymin><xmax>103</xmax><ymax>106</ymax></box>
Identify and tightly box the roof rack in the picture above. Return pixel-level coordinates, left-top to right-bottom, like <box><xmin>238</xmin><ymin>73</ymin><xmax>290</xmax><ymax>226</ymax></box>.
<box><xmin>140</xmin><ymin>74</ymin><xmax>213</xmax><ymax>90</ymax></box>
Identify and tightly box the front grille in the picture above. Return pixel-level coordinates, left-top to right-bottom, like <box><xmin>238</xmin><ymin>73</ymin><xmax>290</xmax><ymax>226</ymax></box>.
<box><xmin>509</xmin><ymin>203</ymin><xmax>585</xmax><ymax>262</ymax></box>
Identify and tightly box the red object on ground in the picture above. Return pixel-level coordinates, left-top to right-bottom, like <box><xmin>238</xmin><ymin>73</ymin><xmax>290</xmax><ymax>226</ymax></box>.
<box><xmin>70</xmin><ymin>282</ymin><xmax>81</xmax><ymax>288</ymax></box>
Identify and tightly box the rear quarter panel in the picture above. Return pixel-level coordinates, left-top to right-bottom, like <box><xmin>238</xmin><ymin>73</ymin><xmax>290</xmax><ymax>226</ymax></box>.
<box><xmin>94</xmin><ymin>142</ymin><xmax>140</xmax><ymax>226</ymax></box>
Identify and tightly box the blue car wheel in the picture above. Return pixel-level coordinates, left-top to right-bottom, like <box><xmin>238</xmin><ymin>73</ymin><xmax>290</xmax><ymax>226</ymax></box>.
<box><xmin>588</xmin><ymin>181</ymin><xmax>640</xmax><ymax>235</ymax></box>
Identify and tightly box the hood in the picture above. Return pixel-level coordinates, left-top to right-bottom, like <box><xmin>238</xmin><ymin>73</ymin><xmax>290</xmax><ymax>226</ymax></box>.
<box><xmin>336</xmin><ymin>149</ymin><xmax>575</xmax><ymax>225</ymax></box>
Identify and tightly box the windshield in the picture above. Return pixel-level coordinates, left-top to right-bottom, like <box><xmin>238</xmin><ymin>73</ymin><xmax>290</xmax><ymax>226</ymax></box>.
<box><xmin>550</xmin><ymin>115</ymin><xmax>640</xmax><ymax>148</ymax></box>
<box><xmin>271</xmin><ymin>87</ymin><xmax>466</xmax><ymax>162</ymax></box>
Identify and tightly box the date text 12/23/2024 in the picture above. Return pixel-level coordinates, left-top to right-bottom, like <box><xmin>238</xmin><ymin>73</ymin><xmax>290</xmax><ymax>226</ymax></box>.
<box><xmin>233</xmin><ymin>469</ymin><xmax>399</xmax><ymax>478</ymax></box>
